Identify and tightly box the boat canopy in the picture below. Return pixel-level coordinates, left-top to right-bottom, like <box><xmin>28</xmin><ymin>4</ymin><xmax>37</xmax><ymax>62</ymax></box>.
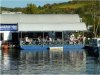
<box><xmin>0</xmin><ymin>14</ymin><xmax>87</xmax><ymax>31</ymax></box>
<box><xmin>18</xmin><ymin>23</ymin><xmax>87</xmax><ymax>31</ymax></box>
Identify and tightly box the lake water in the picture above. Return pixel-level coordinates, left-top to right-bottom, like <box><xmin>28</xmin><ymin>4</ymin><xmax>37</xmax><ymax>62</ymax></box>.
<box><xmin>0</xmin><ymin>48</ymin><xmax>100</xmax><ymax>74</ymax></box>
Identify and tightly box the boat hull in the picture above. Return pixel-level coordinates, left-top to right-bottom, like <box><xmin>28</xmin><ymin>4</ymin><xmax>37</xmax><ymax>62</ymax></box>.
<box><xmin>84</xmin><ymin>45</ymin><xmax>100</xmax><ymax>50</ymax></box>
<box><xmin>20</xmin><ymin>44</ymin><xmax>85</xmax><ymax>50</ymax></box>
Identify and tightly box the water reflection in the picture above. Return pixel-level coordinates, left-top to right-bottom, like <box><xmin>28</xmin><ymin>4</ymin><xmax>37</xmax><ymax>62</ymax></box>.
<box><xmin>1</xmin><ymin>48</ymin><xmax>100</xmax><ymax>74</ymax></box>
<box><xmin>2</xmin><ymin>49</ymin><xmax>10</xmax><ymax>70</ymax></box>
<box><xmin>85</xmin><ymin>48</ymin><xmax>100</xmax><ymax>74</ymax></box>
<box><xmin>0</xmin><ymin>49</ymin><xmax>1</xmax><ymax>73</ymax></box>
<box><xmin>1</xmin><ymin>49</ymin><xmax>20</xmax><ymax>74</ymax></box>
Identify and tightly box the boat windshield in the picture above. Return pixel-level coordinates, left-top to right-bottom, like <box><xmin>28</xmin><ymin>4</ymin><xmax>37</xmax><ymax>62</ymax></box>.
<box><xmin>90</xmin><ymin>39</ymin><xmax>97</xmax><ymax>46</ymax></box>
<box><xmin>91</xmin><ymin>39</ymin><xmax>97</xmax><ymax>43</ymax></box>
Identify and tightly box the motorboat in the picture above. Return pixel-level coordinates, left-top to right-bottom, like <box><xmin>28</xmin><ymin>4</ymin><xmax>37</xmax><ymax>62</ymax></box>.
<box><xmin>90</xmin><ymin>38</ymin><xmax>100</xmax><ymax>48</ymax></box>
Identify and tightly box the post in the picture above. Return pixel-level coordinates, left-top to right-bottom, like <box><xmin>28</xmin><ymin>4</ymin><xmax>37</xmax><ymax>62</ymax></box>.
<box><xmin>43</xmin><ymin>31</ymin><xmax>44</xmax><ymax>46</ymax></box>
<box><xmin>21</xmin><ymin>32</ymin><xmax>22</xmax><ymax>40</ymax></box>
<box><xmin>21</xmin><ymin>31</ymin><xmax>22</xmax><ymax>45</ymax></box>
<box><xmin>62</xmin><ymin>31</ymin><xmax>64</xmax><ymax>46</ymax></box>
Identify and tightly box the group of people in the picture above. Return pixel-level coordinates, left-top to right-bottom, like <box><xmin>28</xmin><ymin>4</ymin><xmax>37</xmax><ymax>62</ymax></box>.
<box><xmin>69</xmin><ymin>34</ymin><xmax>86</xmax><ymax>44</ymax></box>
<box><xmin>20</xmin><ymin>36</ymin><xmax>53</xmax><ymax>45</ymax></box>
<box><xmin>20</xmin><ymin>34</ymin><xmax>86</xmax><ymax>45</ymax></box>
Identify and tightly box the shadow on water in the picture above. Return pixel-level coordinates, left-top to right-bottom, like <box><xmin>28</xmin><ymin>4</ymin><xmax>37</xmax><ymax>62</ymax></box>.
<box><xmin>0</xmin><ymin>48</ymin><xmax>100</xmax><ymax>74</ymax></box>
<box><xmin>84</xmin><ymin>48</ymin><xmax>100</xmax><ymax>74</ymax></box>
<box><xmin>85</xmin><ymin>48</ymin><xmax>99</xmax><ymax>58</ymax></box>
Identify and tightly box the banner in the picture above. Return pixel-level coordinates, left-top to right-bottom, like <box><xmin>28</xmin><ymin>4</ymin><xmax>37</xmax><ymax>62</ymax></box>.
<box><xmin>0</xmin><ymin>24</ymin><xmax>18</xmax><ymax>31</ymax></box>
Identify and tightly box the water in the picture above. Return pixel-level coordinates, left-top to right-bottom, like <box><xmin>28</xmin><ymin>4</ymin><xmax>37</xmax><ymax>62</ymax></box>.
<box><xmin>0</xmin><ymin>48</ymin><xmax>100</xmax><ymax>74</ymax></box>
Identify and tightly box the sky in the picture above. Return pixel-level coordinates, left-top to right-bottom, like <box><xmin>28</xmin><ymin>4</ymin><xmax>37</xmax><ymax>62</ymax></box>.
<box><xmin>0</xmin><ymin>0</ymin><xmax>71</xmax><ymax>8</ymax></box>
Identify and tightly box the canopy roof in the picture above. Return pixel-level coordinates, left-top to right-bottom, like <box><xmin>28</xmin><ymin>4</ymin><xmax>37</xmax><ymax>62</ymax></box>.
<box><xmin>18</xmin><ymin>23</ymin><xmax>86</xmax><ymax>31</ymax></box>
<box><xmin>0</xmin><ymin>14</ymin><xmax>87</xmax><ymax>31</ymax></box>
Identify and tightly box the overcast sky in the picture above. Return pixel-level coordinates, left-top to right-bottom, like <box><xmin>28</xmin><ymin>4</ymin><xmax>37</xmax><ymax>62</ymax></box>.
<box><xmin>0</xmin><ymin>0</ymin><xmax>71</xmax><ymax>8</ymax></box>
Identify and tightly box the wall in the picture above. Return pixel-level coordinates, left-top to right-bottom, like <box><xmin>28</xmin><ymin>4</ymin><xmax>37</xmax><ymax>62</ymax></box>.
<box><xmin>0</xmin><ymin>31</ymin><xmax>12</xmax><ymax>41</ymax></box>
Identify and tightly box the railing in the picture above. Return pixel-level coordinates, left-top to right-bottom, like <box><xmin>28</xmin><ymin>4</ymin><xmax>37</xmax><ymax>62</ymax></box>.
<box><xmin>20</xmin><ymin>40</ymin><xmax>82</xmax><ymax>46</ymax></box>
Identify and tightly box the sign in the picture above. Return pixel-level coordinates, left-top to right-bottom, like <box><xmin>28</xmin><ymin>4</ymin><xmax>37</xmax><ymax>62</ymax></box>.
<box><xmin>0</xmin><ymin>24</ymin><xmax>18</xmax><ymax>31</ymax></box>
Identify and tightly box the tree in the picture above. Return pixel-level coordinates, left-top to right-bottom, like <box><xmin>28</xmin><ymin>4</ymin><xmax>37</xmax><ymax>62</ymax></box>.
<box><xmin>24</xmin><ymin>4</ymin><xmax>38</xmax><ymax>14</ymax></box>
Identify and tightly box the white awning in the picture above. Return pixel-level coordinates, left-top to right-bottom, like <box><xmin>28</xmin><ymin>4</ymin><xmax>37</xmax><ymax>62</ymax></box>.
<box><xmin>18</xmin><ymin>23</ymin><xmax>87</xmax><ymax>31</ymax></box>
<box><xmin>0</xmin><ymin>14</ymin><xmax>87</xmax><ymax>32</ymax></box>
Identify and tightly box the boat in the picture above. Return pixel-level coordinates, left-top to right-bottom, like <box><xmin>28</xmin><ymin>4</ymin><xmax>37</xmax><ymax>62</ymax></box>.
<box><xmin>0</xmin><ymin>14</ymin><xmax>87</xmax><ymax>50</ymax></box>
<box><xmin>85</xmin><ymin>38</ymin><xmax>100</xmax><ymax>50</ymax></box>
<box><xmin>90</xmin><ymin>38</ymin><xmax>100</xmax><ymax>49</ymax></box>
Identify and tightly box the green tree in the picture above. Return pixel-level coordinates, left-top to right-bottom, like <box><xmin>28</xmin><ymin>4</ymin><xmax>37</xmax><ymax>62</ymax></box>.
<box><xmin>24</xmin><ymin>4</ymin><xmax>38</xmax><ymax>14</ymax></box>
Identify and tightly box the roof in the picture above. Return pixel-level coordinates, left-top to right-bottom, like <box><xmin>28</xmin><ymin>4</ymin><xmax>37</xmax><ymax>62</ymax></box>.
<box><xmin>18</xmin><ymin>23</ymin><xmax>86</xmax><ymax>31</ymax></box>
<box><xmin>0</xmin><ymin>14</ymin><xmax>80</xmax><ymax>24</ymax></box>
<box><xmin>0</xmin><ymin>14</ymin><xmax>87</xmax><ymax>31</ymax></box>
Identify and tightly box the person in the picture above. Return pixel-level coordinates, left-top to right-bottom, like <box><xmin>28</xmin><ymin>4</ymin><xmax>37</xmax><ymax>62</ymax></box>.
<box><xmin>49</xmin><ymin>37</ymin><xmax>52</xmax><ymax>42</ymax></box>
<box><xmin>25</xmin><ymin>36</ymin><xmax>29</xmax><ymax>44</ymax></box>
<box><xmin>70</xmin><ymin>34</ymin><xmax>75</xmax><ymax>44</ymax></box>
<box><xmin>29</xmin><ymin>38</ymin><xmax>33</xmax><ymax>45</ymax></box>
<box><xmin>20</xmin><ymin>38</ymin><xmax>24</xmax><ymax>45</ymax></box>
<box><xmin>45</xmin><ymin>36</ymin><xmax>49</xmax><ymax>42</ymax></box>
<box><xmin>82</xmin><ymin>35</ymin><xmax>86</xmax><ymax>44</ymax></box>
<box><xmin>37</xmin><ymin>36</ymin><xmax>42</xmax><ymax>45</ymax></box>
<box><xmin>77</xmin><ymin>35</ymin><xmax>81</xmax><ymax>44</ymax></box>
<box><xmin>49</xmin><ymin>37</ymin><xmax>52</xmax><ymax>45</ymax></box>
<box><xmin>37</xmin><ymin>36</ymin><xmax>41</xmax><ymax>42</ymax></box>
<box><xmin>45</xmin><ymin>36</ymin><xmax>49</xmax><ymax>45</ymax></box>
